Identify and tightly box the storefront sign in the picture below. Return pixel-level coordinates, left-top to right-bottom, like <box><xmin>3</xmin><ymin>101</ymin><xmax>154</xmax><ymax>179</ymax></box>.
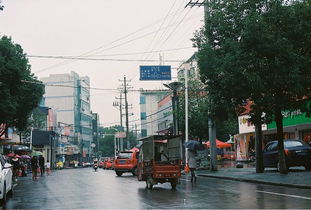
<box><xmin>238</xmin><ymin>115</ymin><xmax>267</xmax><ymax>134</ymax></box>
<box><xmin>115</xmin><ymin>132</ymin><xmax>126</xmax><ymax>138</ymax></box>
<box><xmin>267</xmin><ymin>109</ymin><xmax>311</xmax><ymax>129</ymax></box>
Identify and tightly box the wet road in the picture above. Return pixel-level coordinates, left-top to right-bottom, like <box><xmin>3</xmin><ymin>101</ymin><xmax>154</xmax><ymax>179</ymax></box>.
<box><xmin>3</xmin><ymin>168</ymin><xmax>311</xmax><ymax>209</ymax></box>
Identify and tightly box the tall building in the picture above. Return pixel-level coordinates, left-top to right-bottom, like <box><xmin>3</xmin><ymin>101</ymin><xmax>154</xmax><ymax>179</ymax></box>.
<box><xmin>157</xmin><ymin>94</ymin><xmax>173</xmax><ymax>135</ymax></box>
<box><xmin>92</xmin><ymin>113</ymin><xmax>99</xmax><ymax>154</ymax></box>
<box><xmin>41</xmin><ymin>71</ymin><xmax>93</xmax><ymax>161</ymax></box>
<box><xmin>177</xmin><ymin>54</ymin><xmax>200</xmax><ymax>82</ymax></box>
<box><xmin>140</xmin><ymin>90</ymin><xmax>169</xmax><ymax>137</ymax></box>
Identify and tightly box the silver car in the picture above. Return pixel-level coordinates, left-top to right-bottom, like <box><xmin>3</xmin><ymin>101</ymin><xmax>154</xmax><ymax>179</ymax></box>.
<box><xmin>0</xmin><ymin>155</ymin><xmax>13</xmax><ymax>204</ymax></box>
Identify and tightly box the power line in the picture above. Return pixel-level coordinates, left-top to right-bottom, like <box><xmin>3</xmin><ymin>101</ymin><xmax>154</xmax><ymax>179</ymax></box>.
<box><xmin>28</xmin><ymin>56</ymin><xmax>184</xmax><ymax>63</ymax></box>
<box><xmin>21</xmin><ymin>79</ymin><xmax>170</xmax><ymax>92</ymax></box>
<box><xmin>141</xmin><ymin>0</ymin><xmax>178</xmax><ymax>61</ymax></box>
<box><xmin>100</xmin><ymin>105</ymin><xmax>173</xmax><ymax>127</ymax></box>
<box><xmin>145</xmin><ymin>0</ymin><xmax>189</xmax><ymax>61</ymax></box>
<box><xmin>129</xmin><ymin>105</ymin><xmax>173</xmax><ymax>123</ymax></box>
<box><xmin>34</xmin><ymin>7</ymin><xmax>187</xmax><ymax>74</ymax></box>
<box><xmin>157</xmin><ymin>9</ymin><xmax>193</xmax><ymax>52</ymax></box>
<box><xmin>31</xmin><ymin>47</ymin><xmax>192</xmax><ymax>58</ymax></box>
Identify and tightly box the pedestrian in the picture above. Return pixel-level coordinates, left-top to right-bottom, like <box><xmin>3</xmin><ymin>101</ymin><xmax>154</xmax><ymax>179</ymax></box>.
<box><xmin>39</xmin><ymin>155</ymin><xmax>45</xmax><ymax>176</ymax></box>
<box><xmin>187</xmin><ymin>149</ymin><xmax>197</xmax><ymax>183</ymax></box>
<box><xmin>31</xmin><ymin>156</ymin><xmax>38</xmax><ymax>181</ymax></box>
<box><xmin>45</xmin><ymin>160</ymin><xmax>51</xmax><ymax>176</ymax></box>
<box><xmin>11</xmin><ymin>155</ymin><xmax>20</xmax><ymax>181</ymax></box>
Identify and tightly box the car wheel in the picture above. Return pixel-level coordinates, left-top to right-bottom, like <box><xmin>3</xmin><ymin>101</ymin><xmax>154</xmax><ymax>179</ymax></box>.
<box><xmin>146</xmin><ymin>176</ymin><xmax>153</xmax><ymax>189</ymax></box>
<box><xmin>1</xmin><ymin>183</ymin><xmax>7</xmax><ymax>204</ymax></box>
<box><xmin>8</xmin><ymin>184</ymin><xmax>13</xmax><ymax>197</ymax></box>
<box><xmin>170</xmin><ymin>180</ymin><xmax>177</xmax><ymax>190</ymax></box>
<box><xmin>305</xmin><ymin>164</ymin><xmax>311</xmax><ymax>171</ymax></box>
<box><xmin>116</xmin><ymin>171</ymin><xmax>123</xmax><ymax>176</ymax></box>
<box><xmin>132</xmin><ymin>167</ymin><xmax>138</xmax><ymax>176</ymax></box>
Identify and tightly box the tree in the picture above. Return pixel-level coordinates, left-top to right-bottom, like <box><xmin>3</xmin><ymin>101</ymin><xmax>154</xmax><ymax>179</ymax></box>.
<box><xmin>0</xmin><ymin>0</ymin><xmax>3</xmax><ymax>11</ymax></box>
<box><xmin>177</xmin><ymin>70</ymin><xmax>238</xmax><ymax>141</ymax></box>
<box><xmin>0</xmin><ymin>36</ymin><xmax>44</xmax><ymax>134</ymax></box>
<box><xmin>97</xmin><ymin>126</ymin><xmax>138</xmax><ymax>157</ymax></box>
<box><xmin>193</xmin><ymin>0</ymin><xmax>311</xmax><ymax>174</ymax></box>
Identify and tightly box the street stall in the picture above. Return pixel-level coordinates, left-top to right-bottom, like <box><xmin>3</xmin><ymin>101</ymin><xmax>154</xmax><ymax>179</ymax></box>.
<box><xmin>204</xmin><ymin>139</ymin><xmax>232</xmax><ymax>161</ymax></box>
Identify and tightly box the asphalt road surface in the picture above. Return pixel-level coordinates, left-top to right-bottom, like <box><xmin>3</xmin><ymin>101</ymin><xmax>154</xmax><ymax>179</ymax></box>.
<box><xmin>3</xmin><ymin>168</ymin><xmax>311</xmax><ymax>209</ymax></box>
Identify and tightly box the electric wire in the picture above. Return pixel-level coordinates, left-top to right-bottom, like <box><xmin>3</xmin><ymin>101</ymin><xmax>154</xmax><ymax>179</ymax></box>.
<box><xmin>39</xmin><ymin>47</ymin><xmax>192</xmax><ymax>58</ymax></box>
<box><xmin>144</xmin><ymin>0</ymin><xmax>188</xmax><ymax>61</ymax></box>
<box><xmin>101</xmin><ymin>105</ymin><xmax>173</xmax><ymax>126</ymax></box>
<box><xmin>34</xmin><ymin>7</ymin><xmax>186</xmax><ymax>74</ymax></box>
<box><xmin>28</xmin><ymin>56</ymin><xmax>184</xmax><ymax>63</ymax></box>
<box><xmin>21</xmin><ymin>79</ymin><xmax>170</xmax><ymax>92</ymax></box>
<box><xmin>156</xmin><ymin>9</ymin><xmax>193</xmax><ymax>55</ymax></box>
<box><xmin>141</xmin><ymin>0</ymin><xmax>178</xmax><ymax>62</ymax></box>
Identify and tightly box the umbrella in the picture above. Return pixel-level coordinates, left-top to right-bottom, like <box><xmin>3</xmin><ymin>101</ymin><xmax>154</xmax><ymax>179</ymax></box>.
<box><xmin>6</xmin><ymin>153</ymin><xmax>21</xmax><ymax>158</ymax></box>
<box><xmin>184</xmin><ymin>140</ymin><xmax>205</xmax><ymax>151</ymax></box>
<box><xmin>21</xmin><ymin>155</ymin><xmax>31</xmax><ymax>159</ymax></box>
<box><xmin>204</xmin><ymin>139</ymin><xmax>232</xmax><ymax>148</ymax></box>
<box><xmin>6</xmin><ymin>153</ymin><xmax>15</xmax><ymax>157</ymax></box>
<box><xmin>130</xmin><ymin>147</ymin><xmax>139</xmax><ymax>152</ymax></box>
<box><xmin>31</xmin><ymin>151</ymin><xmax>43</xmax><ymax>156</ymax></box>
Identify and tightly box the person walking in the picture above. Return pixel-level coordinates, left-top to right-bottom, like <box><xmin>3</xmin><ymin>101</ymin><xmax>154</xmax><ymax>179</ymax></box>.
<box><xmin>187</xmin><ymin>149</ymin><xmax>197</xmax><ymax>183</ymax></box>
<box><xmin>11</xmin><ymin>155</ymin><xmax>20</xmax><ymax>182</ymax></box>
<box><xmin>38</xmin><ymin>155</ymin><xmax>45</xmax><ymax>176</ymax></box>
<box><xmin>31</xmin><ymin>156</ymin><xmax>38</xmax><ymax>181</ymax></box>
<box><xmin>45</xmin><ymin>160</ymin><xmax>51</xmax><ymax>176</ymax></box>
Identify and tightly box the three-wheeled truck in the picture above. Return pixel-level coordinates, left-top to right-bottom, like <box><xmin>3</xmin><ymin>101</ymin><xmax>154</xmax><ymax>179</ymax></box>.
<box><xmin>137</xmin><ymin>135</ymin><xmax>182</xmax><ymax>190</ymax></box>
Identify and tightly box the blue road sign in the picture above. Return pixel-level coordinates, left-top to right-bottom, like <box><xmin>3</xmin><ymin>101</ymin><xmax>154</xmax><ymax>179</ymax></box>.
<box><xmin>140</xmin><ymin>65</ymin><xmax>171</xmax><ymax>81</ymax></box>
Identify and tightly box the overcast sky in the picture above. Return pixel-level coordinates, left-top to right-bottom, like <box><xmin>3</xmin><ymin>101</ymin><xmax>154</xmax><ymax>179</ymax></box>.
<box><xmin>0</xmin><ymin>0</ymin><xmax>204</xmax><ymax>129</ymax></box>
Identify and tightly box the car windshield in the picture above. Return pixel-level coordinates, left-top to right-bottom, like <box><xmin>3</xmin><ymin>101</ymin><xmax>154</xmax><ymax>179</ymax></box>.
<box><xmin>117</xmin><ymin>152</ymin><xmax>132</xmax><ymax>159</ymax></box>
<box><xmin>284</xmin><ymin>141</ymin><xmax>303</xmax><ymax>148</ymax></box>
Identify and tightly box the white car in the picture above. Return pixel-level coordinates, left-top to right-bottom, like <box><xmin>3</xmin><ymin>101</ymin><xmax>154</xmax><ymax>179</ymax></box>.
<box><xmin>0</xmin><ymin>155</ymin><xmax>13</xmax><ymax>203</ymax></box>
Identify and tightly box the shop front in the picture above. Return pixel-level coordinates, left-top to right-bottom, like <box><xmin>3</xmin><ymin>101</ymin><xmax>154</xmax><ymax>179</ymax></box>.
<box><xmin>235</xmin><ymin>109</ymin><xmax>311</xmax><ymax>161</ymax></box>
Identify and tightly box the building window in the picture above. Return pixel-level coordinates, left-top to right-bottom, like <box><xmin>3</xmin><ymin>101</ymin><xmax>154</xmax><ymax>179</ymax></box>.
<box><xmin>140</xmin><ymin>96</ymin><xmax>146</xmax><ymax>104</ymax></box>
<box><xmin>141</xmin><ymin>129</ymin><xmax>147</xmax><ymax>137</ymax></box>
<box><xmin>141</xmin><ymin>112</ymin><xmax>147</xmax><ymax>120</ymax></box>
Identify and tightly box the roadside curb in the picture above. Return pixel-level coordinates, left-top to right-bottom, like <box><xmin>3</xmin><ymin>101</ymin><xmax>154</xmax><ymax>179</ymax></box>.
<box><xmin>197</xmin><ymin>174</ymin><xmax>311</xmax><ymax>190</ymax></box>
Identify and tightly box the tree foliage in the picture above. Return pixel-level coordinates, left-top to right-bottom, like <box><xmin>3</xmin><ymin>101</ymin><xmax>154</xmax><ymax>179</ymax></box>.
<box><xmin>193</xmin><ymin>0</ymin><xmax>311</xmax><ymax>173</ymax></box>
<box><xmin>177</xmin><ymin>73</ymin><xmax>238</xmax><ymax>141</ymax></box>
<box><xmin>0</xmin><ymin>0</ymin><xmax>3</xmax><ymax>11</ymax></box>
<box><xmin>0</xmin><ymin>36</ymin><xmax>44</xmax><ymax>132</ymax></box>
<box><xmin>97</xmin><ymin>126</ymin><xmax>138</xmax><ymax>157</ymax></box>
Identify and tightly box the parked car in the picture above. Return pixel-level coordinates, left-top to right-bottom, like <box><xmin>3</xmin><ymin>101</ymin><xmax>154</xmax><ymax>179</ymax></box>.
<box><xmin>263</xmin><ymin>139</ymin><xmax>311</xmax><ymax>171</ymax></box>
<box><xmin>0</xmin><ymin>155</ymin><xmax>13</xmax><ymax>203</ymax></box>
<box><xmin>99</xmin><ymin>161</ymin><xmax>104</xmax><ymax>168</ymax></box>
<box><xmin>114</xmin><ymin>150</ymin><xmax>139</xmax><ymax>176</ymax></box>
<box><xmin>104</xmin><ymin>157</ymin><xmax>115</xmax><ymax>170</ymax></box>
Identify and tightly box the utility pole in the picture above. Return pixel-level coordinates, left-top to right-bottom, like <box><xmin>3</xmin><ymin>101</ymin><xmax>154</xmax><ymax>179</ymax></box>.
<box><xmin>186</xmin><ymin>0</ymin><xmax>217</xmax><ymax>171</ymax></box>
<box><xmin>122</xmin><ymin>75</ymin><xmax>132</xmax><ymax>149</ymax></box>
<box><xmin>113</xmin><ymin>92</ymin><xmax>124</xmax><ymax>130</ymax></box>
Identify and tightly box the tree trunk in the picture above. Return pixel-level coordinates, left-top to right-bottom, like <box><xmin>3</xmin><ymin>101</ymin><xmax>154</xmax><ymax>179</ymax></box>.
<box><xmin>275</xmin><ymin>109</ymin><xmax>288</xmax><ymax>174</ymax></box>
<box><xmin>19</xmin><ymin>132</ymin><xmax>22</xmax><ymax>145</ymax></box>
<box><xmin>255</xmin><ymin>118</ymin><xmax>264</xmax><ymax>173</ymax></box>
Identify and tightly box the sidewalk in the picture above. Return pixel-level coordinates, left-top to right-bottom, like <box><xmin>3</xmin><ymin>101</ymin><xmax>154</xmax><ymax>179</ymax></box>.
<box><xmin>196</xmin><ymin>163</ymin><xmax>311</xmax><ymax>189</ymax></box>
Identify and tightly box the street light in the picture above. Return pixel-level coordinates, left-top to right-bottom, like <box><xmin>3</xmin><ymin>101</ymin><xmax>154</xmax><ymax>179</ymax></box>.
<box><xmin>163</xmin><ymin>81</ymin><xmax>182</xmax><ymax>135</ymax></box>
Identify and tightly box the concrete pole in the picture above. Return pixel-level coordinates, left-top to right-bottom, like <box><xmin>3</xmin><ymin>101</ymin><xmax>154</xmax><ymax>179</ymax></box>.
<box><xmin>114</xmin><ymin>135</ymin><xmax>117</xmax><ymax>157</ymax></box>
<box><xmin>185</xmin><ymin>66</ymin><xmax>189</xmax><ymax>164</ymax></box>
<box><xmin>124</xmin><ymin>76</ymin><xmax>130</xmax><ymax>149</ymax></box>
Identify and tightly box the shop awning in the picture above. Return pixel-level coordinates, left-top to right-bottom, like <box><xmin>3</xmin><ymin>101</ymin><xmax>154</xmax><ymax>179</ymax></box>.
<box><xmin>204</xmin><ymin>139</ymin><xmax>232</xmax><ymax>148</ymax></box>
